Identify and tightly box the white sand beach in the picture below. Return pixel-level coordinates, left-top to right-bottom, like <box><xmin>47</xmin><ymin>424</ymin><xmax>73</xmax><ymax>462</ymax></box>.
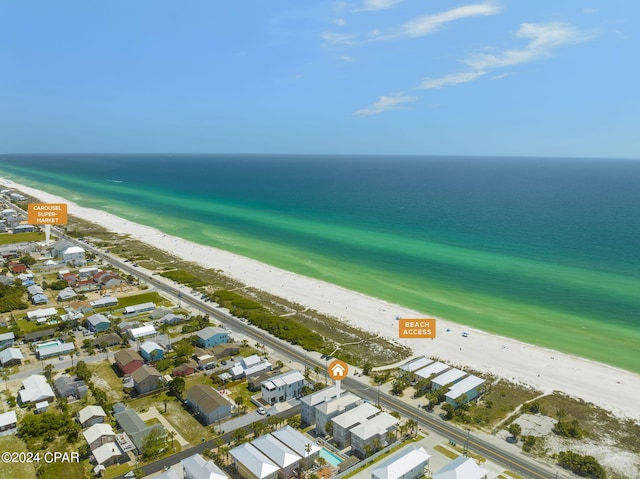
<box><xmin>4</xmin><ymin>178</ymin><xmax>640</xmax><ymax>421</ymax></box>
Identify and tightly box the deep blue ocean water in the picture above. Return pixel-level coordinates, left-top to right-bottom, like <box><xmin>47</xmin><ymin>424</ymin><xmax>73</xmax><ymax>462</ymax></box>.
<box><xmin>1</xmin><ymin>154</ymin><xmax>639</xmax><ymax>371</ymax></box>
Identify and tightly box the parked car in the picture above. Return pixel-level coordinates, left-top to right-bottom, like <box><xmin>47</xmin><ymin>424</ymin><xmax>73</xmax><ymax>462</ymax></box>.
<box><xmin>257</xmin><ymin>407</ymin><xmax>266</xmax><ymax>415</ymax></box>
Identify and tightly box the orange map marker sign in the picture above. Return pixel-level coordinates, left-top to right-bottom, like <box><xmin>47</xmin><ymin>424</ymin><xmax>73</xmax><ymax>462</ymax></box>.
<box><xmin>328</xmin><ymin>359</ymin><xmax>349</xmax><ymax>380</ymax></box>
<box><xmin>398</xmin><ymin>318</ymin><xmax>436</xmax><ymax>338</ymax></box>
<box><xmin>27</xmin><ymin>203</ymin><xmax>68</xmax><ymax>225</ymax></box>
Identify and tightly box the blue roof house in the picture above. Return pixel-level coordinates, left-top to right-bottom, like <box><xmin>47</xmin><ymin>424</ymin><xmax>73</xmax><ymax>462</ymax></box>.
<box><xmin>196</xmin><ymin>327</ymin><xmax>229</xmax><ymax>348</ymax></box>
<box><xmin>140</xmin><ymin>341</ymin><xmax>164</xmax><ymax>362</ymax></box>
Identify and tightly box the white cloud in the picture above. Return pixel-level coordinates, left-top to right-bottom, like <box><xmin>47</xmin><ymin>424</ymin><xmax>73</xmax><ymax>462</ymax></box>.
<box><xmin>333</xmin><ymin>18</ymin><xmax>346</xmax><ymax>26</ymax></box>
<box><xmin>341</xmin><ymin>55</ymin><xmax>354</xmax><ymax>62</ymax></box>
<box><xmin>583</xmin><ymin>8</ymin><xmax>599</xmax><ymax>14</ymax></box>
<box><xmin>352</xmin><ymin>94</ymin><xmax>418</xmax><ymax>116</ymax></box>
<box><xmin>356</xmin><ymin>0</ymin><xmax>405</xmax><ymax>12</ymax></box>
<box><xmin>419</xmin><ymin>71</ymin><xmax>485</xmax><ymax>89</ymax></box>
<box><xmin>364</xmin><ymin>2</ymin><xmax>500</xmax><ymax>42</ymax></box>
<box><xmin>398</xmin><ymin>2</ymin><xmax>502</xmax><ymax>38</ymax></box>
<box><xmin>464</xmin><ymin>22</ymin><xmax>593</xmax><ymax>70</ymax></box>
<box><xmin>321</xmin><ymin>32</ymin><xmax>356</xmax><ymax>45</ymax></box>
<box><xmin>491</xmin><ymin>72</ymin><xmax>515</xmax><ymax>80</ymax></box>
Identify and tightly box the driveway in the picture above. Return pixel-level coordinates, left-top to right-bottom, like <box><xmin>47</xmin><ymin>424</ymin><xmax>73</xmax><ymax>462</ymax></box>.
<box><xmin>138</xmin><ymin>406</ymin><xmax>189</xmax><ymax>448</ymax></box>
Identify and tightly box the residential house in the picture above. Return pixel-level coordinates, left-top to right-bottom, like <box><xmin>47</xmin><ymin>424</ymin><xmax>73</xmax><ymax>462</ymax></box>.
<box><xmin>114</xmin><ymin>349</ymin><xmax>144</xmax><ymax>375</ymax></box>
<box><xmin>331</xmin><ymin>402</ymin><xmax>380</xmax><ymax>448</ymax></box>
<box><xmin>14</xmin><ymin>224</ymin><xmax>35</xmax><ymax>233</ymax></box>
<box><xmin>230</xmin><ymin>443</ymin><xmax>279</xmax><ymax>479</ymax></box>
<box><xmin>62</xmin><ymin>246</ymin><xmax>86</xmax><ymax>265</ymax></box>
<box><xmin>86</xmin><ymin>314</ymin><xmax>111</xmax><ymax>333</ymax></box>
<box><xmin>300</xmin><ymin>386</ymin><xmax>338</xmax><ymax>427</ymax></box>
<box><xmin>128</xmin><ymin>324</ymin><xmax>157</xmax><ymax>340</ymax></box>
<box><xmin>159</xmin><ymin>313</ymin><xmax>184</xmax><ymax>325</ymax></box>
<box><xmin>432</xmin><ymin>457</ymin><xmax>488</xmax><ymax>479</ymax></box>
<box><xmin>270</xmin><ymin>426</ymin><xmax>321</xmax><ymax>465</ymax></box>
<box><xmin>314</xmin><ymin>392</ymin><xmax>361</xmax><ymax>436</ymax></box>
<box><xmin>182</xmin><ymin>453</ymin><xmax>229</xmax><ymax>479</ymax></box>
<box><xmin>172</xmin><ymin>361</ymin><xmax>197</xmax><ymax>377</ymax></box>
<box><xmin>186</xmin><ymin>384</ymin><xmax>233</xmax><ymax>425</ymax></box>
<box><xmin>26</xmin><ymin>308</ymin><xmax>57</xmax><ymax>323</ymax></box>
<box><xmin>370</xmin><ymin>445</ymin><xmax>430</xmax><ymax>479</ymax></box>
<box><xmin>78</xmin><ymin>267</ymin><xmax>99</xmax><ymax>279</ymax></box>
<box><xmin>91</xmin><ymin>333</ymin><xmax>122</xmax><ymax>348</ymax></box>
<box><xmin>92</xmin><ymin>442</ymin><xmax>127</xmax><ymax>468</ymax></box>
<box><xmin>0</xmin><ymin>411</ymin><xmax>17</xmax><ymax>437</ymax></box>
<box><xmin>445</xmin><ymin>375</ymin><xmax>486</xmax><ymax>408</ymax></box>
<box><xmin>195</xmin><ymin>326</ymin><xmax>229</xmax><ymax>348</ymax></box>
<box><xmin>431</xmin><ymin>368</ymin><xmax>467</xmax><ymax>391</ymax></box>
<box><xmin>399</xmin><ymin>356</ymin><xmax>434</xmax><ymax>374</ymax></box>
<box><xmin>18</xmin><ymin>374</ymin><xmax>55</xmax><ymax>405</ymax></box>
<box><xmin>0</xmin><ymin>331</ymin><xmax>15</xmax><ymax>350</ymax></box>
<box><xmin>114</xmin><ymin>406</ymin><xmax>165</xmax><ymax>453</ymax></box>
<box><xmin>24</xmin><ymin>328</ymin><xmax>56</xmax><ymax>342</ymax></box>
<box><xmin>83</xmin><ymin>423</ymin><xmax>116</xmax><ymax>450</ymax></box>
<box><xmin>131</xmin><ymin>365</ymin><xmax>163</xmax><ymax>395</ymax></box>
<box><xmin>56</xmin><ymin>287</ymin><xmax>77</xmax><ymax>301</ymax></box>
<box><xmin>196</xmin><ymin>354</ymin><xmax>217</xmax><ymax>370</ymax></box>
<box><xmin>0</xmin><ymin>347</ymin><xmax>23</xmax><ymax>366</ymax></box>
<box><xmin>8</xmin><ymin>262</ymin><xmax>27</xmax><ymax>274</ymax></box>
<box><xmin>212</xmin><ymin>343</ymin><xmax>241</xmax><ymax>358</ymax></box>
<box><xmin>35</xmin><ymin>341</ymin><xmax>75</xmax><ymax>360</ymax></box>
<box><xmin>117</xmin><ymin>321</ymin><xmax>141</xmax><ymax>334</ymax></box>
<box><xmin>350</xmin><ymin>412</ymin><xmax>399</xmax><ymax>459</ymax></box>
<box><xmin>261</xmin><ymin>370</ymin><xmax>305</xmax><ymax>405</ymax></box>
<box><xmin>77</xmin><ymin>405</ymin><xmax>107</xmax><ymax>428</ymax></box>
<box><xmin>123</xmin><ymin>302</ymin><xmax>156</xmax><ymax>317</ymax></box>
<box><xmin>140</xmin><ymin>341</ymin><xmax>164</xmax><ymax>362</ymax></box>
<box><xmin>252</xmin><ymin>434</ymin><xmax>301</xmax><ymax>479</ymax></box>
<box><xmin>229</xmin><ymin>354</ymin><xmax>272</xmax><ymax>379</ymax></box>
<box><xmin>90</xmin><ymin>296</ymin><xmax>118</xmax><ymax>308</ymax></box>
<box><xmin>93</xmin><ymin>271</ymin><xmax>123</xmax><ymax>288</ymax></box>
<box><xmin>54</xmin><ymin>375</ymin><xmax>88</xmax><ymax>399</ymax></box>
<box><xmin>414</xmin><ymin>362</ymin><xmax>449</xmax><ymax>381</ymax></box>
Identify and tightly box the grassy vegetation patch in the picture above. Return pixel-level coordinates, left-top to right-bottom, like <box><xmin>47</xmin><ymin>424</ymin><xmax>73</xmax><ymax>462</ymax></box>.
<box><xmin>0</xmin><ymin>232</ymin><xmax>45</xmax><ymax>245</ymax></box>
<box><xmin>433</xmin><ymin>444</ymin><xmax>459</xmax><ymax>459</ymax></box>
<box><xmin>116</xmin><ymin>291</ymin><xmax>169</xmax><ymax>308</ymax></box>
<box><xmin>160</xmin><ymin>269</ymin><xmax>207</xmax><ymax>287</ymax></box>
<box><xmin>87</xmin><ymin>360</ymin><xmax>125</xmax><ymax>403</ymax></box>
<box><xmin>0</xmin><ymin>436</ymin><xmax>38</xmax><ymax>479</ymax></box>
<box><xmin>455</xmin><ymin>380</ymin><xmax>542</xmax><ymax>430</ymax></box>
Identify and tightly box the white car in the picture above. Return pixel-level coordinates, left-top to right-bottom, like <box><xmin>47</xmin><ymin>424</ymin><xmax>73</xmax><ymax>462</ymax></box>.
<box><xmin>257</xmin><ymin>407</ymin><xmax>266</xmax><ymax>415</ymax></box>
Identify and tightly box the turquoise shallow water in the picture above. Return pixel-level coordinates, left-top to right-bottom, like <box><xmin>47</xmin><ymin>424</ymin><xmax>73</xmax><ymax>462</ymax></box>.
<box><xmin>1</xmin><ymin>154</ymin><xmax>639</xmax><ymax>372</ymax></box>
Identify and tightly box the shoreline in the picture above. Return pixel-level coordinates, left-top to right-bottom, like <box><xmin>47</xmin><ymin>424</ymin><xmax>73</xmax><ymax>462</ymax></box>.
<box><xmin>2</xmin><ymin>177</ymin><xmax>640</xmax><ymax>422</ymax></box>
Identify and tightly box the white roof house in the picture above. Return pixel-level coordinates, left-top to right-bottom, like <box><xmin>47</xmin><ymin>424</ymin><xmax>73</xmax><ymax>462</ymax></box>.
<box><xmin>371</xmin><ymin>445</ymin><xmax>431</xmax><ymax>479</ymax></box>
<box><xmin>431</xmin><ymin>368</ymin><xmax>467</xmax><ymax>390</ymax></box>
<box><xmin>26</xmin><ymin>307</ymin><xmax>58</xmax><ymax>322</ymax></box>
<box><xmin>0</xmin><ymin>347</ymin><xmax>24</xmax><ymax>365</ymax></box>
<box><xmin>252</xmin><ymin>434</ymin><xmax>300</xmax><ymax>469</ymax></box>
<box><xmin>332</xmin><ymin>402</ymin><xmax>380</xmax><ymax>430</ymax></box>
<box><xmin>270</xmin><ymin>426</ymin><xmax>321</xmax><ymax>459</ymax></box>
<box><xmin>92</xmin><ymin>442</ymin><xmax>125</xmax><ymax>465</ymax></box>
<box><xmin>414</xmin><ymin>361</ymin><xmax>449</xmax><ymax>380</ymax></box>
<box><xmin>124</xmin><ymin>302</ymin><xmax>156</xmax><ymax>315</ymax></box>
<box><xmin>129</xmin><ymin>324</ymin><xmax>157</xmax><ymax>340</ymax></box>
<box><xmin>445</xmin><ymin>375</ymin><xmax>486</xmax><ymax>402</ymax></box>
<box><xmin>399</xmin><ymin>356</ymin><xmax>434</xmax><ymax>373</ymax></box>
<box><xmin>18</xmin><ymin>374</ymin><xmax>55</xmax><ymax>404</ymax></box>
<box><xmin>181</xmin><ymin>453</ymin><xmax>229</xmax><ymax>479</ymax></box>
<box><xmin>83</xmin><ymin>423</ymin><xmax>115</xmax><ymax>447</ymax></box>
<box><xmin>0</xmin><ymin>411</ymin><xmax>17</xmax><ymax>436</ymax></box>
<box><xmin>350</xmin><ymin>412</ymin><xmax>399</xmax><ymax>442</ymax></box>
<box><xmin>432</xmin><ymin>457</ymin><xmax>488</xmax><ymax>479</ymax></box>
<box><xmin>90</xmin><ymin>296</ymin><xmax>119</xmax><ymax>308</ymax></box>
<box><xmin>78</xmin><ymin>405</ymin><xmax>107</xmax><ymax>427</ymax></box>
<box><xmin>230</xmin><ymin>443</ymin><xmax>279</xmax><ymax>479</ymax></box>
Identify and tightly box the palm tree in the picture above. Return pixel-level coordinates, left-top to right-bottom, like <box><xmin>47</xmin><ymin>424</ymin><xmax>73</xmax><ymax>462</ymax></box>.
<box><xmin>304</xmin><ymin>443</ymin><xmax>312</xmax><ymax>471</ymax></box>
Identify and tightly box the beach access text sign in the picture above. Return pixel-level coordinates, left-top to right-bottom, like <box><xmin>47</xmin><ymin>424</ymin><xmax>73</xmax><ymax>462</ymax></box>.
<box><xmin>398</xmin><ymin>318</ymin><xmax>436</xmax><ymax>338</ymax></box>
<box><xmin>27</xmin><ymin>203</ymin><xmax>68</xmax><ymax>225</ymax></box>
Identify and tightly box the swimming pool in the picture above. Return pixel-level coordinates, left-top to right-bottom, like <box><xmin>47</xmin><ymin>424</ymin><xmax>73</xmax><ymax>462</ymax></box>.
<box><xmin>319</xmin><ymin>447</ymin><xmax>343</xmax><ymax>467</ymax></box>
<box><xmin>35</xmin><ymin>339</ymin><xmax>62</xmax><ymax>350</ymax></box>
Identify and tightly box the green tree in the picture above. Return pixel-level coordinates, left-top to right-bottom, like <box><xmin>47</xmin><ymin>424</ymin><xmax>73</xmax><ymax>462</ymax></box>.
<box><xmin>44</xmin><ymin>364</ymin><xmax>54</xmax><ymax>383</ymax></box>
<box><xmin>231</xmin><ymin>427</ymin><xmax>248</xmax><ymax>445</ymax></box>
<box><xmin>142</xmin><ymin>428</ymin><xmax>168</xmax><ymax>459</ymax></box>
<box><xmin>441</xmin><ymin>402</ymin><xmax>454</xmax><ymax>420</ymax></box>
<box><xmin>287</xmin><ymin>415</ymin><xmax>301</xmax><ymax>429</ymax></box>
<box><xmin>168</xmin><ymin>377</ymin><xmax>186</xmax><ymax>399</ymax></box>
<box><xmin>508</xmin><ymin>423</ymin><xmax>522</xmax><ymax>441</ymax></box>
<box><xmin>75</xmin><ymin>361</ymin><xmax>91</xmax><ymax>381</ymax></box>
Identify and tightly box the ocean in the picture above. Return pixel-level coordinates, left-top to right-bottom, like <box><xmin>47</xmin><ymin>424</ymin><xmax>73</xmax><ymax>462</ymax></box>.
<box><xmin>1</xmin><ymin>154</ymin><xmax>639</xmax><ymax>372</ymax></box>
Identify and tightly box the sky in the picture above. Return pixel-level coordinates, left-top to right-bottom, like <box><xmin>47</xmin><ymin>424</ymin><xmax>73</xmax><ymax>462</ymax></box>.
<box><xmin>0</xmin><ymin>1</ymin><xmax>638</xmax><ymax>158</ymax></box>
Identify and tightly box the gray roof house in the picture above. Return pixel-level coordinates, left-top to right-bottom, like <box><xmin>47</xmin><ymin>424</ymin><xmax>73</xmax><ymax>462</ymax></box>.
<box><xmin>186</xmin><ymin>384</ymin><xmax>233</xmax><ymax>426</ymax></box>
<box><xmin>54</xmin><ymin>375</ymin><xmax>88</xmax><ymax>399</ymax></box>
<box><xmin>131</xmin><ymin>366</ymin><xmax>163</xmax><ymax>395</ymax></box>
<box><xmin>114</xmin><ymin>406</ymin><xmax>165</xmax><ymax>453</ymax></box>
